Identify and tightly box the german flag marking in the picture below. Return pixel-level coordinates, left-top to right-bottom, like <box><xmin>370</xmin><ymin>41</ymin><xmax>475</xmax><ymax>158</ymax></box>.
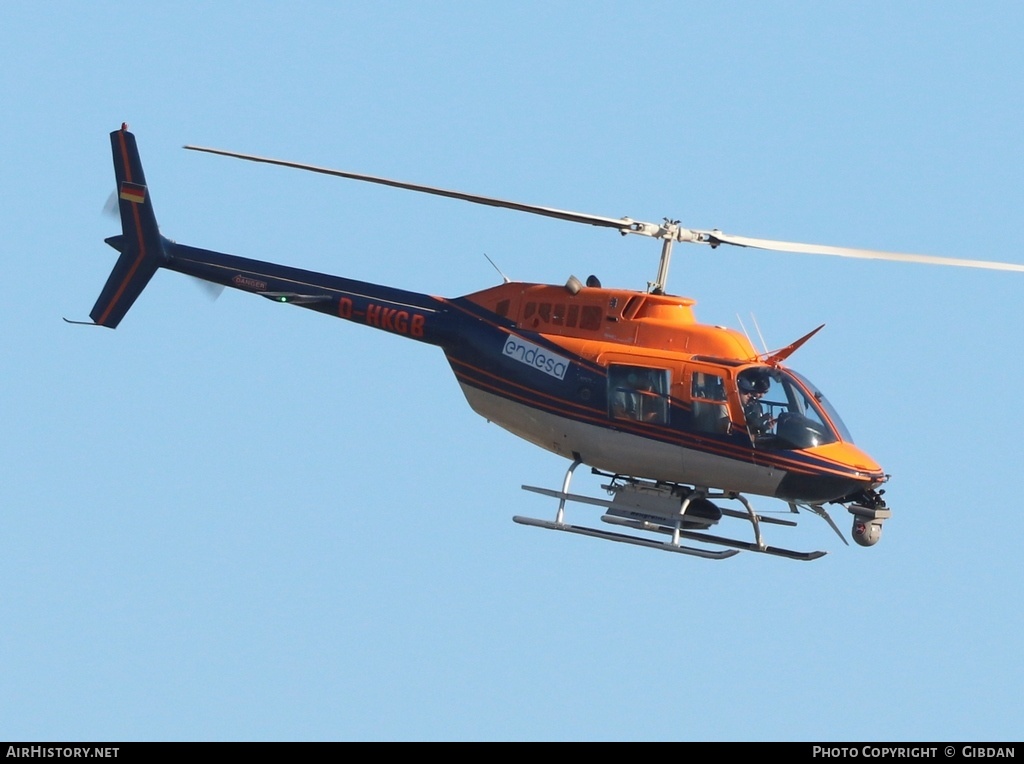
<box><xmin>119</xmin><ymin>181</ymin><xmax>146</xmax><ymax>204</ymax></box>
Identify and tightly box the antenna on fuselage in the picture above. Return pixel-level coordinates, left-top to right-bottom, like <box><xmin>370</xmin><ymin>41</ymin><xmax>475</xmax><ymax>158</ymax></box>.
<box><xmin>750</xmin><ymin>313</ymin><xmax>770</xmax><ymax>356</ymax></box>
<box><xmin>484</xmin><ymin>253</ymin><xmax>510</xmax><ymax>284</ymax></box>
<box><xmin>736</xmin><ymin>314</ymin><xmax>755</xmax><ymax>353</ymax></box>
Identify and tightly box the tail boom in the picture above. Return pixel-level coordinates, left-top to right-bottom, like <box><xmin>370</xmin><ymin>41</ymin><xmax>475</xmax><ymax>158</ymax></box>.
<box><xmin>87</xmin><ymin>125</ymin><xmax>452</xmax><ymax>345</ymax></box>
<box><xmin>165</xmin><ymin>242</ymin><xmax>450</xmax><ymax>345</ymax></box>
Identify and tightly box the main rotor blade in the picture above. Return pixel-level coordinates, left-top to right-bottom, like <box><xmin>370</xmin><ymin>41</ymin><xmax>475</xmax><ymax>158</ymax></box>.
<box><xmin>184</xmin><ymin>144</ymin><xmax>638</xmax><ymax>233</ymax></box>
<box><xmin>184</xmin><ymin>143</ymin><xmax>1024</xmax><ymax>274</ymax></box>
<box><xmin>701</xmin><ymin>231</ymin><xmax>1024</xmax><ymax>273</ymax></box>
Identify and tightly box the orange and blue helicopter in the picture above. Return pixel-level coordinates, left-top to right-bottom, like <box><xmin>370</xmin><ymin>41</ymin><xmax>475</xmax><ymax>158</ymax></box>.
<box><xmin>76</xmin><ymin>125</ymin><xmax>1024</xmax><ymax>561</ymax></box>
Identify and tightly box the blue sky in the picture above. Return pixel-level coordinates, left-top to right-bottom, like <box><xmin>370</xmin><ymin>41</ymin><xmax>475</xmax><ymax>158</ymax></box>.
<box><xmin>2</xmin><ymin>1</ymin><xmax>1023</xmax><ymax>742</ymax></box>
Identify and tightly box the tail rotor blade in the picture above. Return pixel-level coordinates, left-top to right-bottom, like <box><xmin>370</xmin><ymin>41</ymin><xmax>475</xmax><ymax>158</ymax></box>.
<box><xmin>102</xmin><ymin>190</ymin><xmax>118</xmax><ymax>218</ymax></box>
<box><xmin>190</xmin><ymin>276</ymin><xmax>224</xmax><ymax>302</ymax></box>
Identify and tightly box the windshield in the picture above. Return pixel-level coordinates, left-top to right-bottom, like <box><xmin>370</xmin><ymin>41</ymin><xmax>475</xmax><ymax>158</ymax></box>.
<box><xmin>786</xmin><ymin>368</ymin><xmax>853</xmax><ymax>442</ymax></box>
<box><xmin>736</xmin><ymin>366</ymin><xmax>852</xmax><ymax>449</ymax></box>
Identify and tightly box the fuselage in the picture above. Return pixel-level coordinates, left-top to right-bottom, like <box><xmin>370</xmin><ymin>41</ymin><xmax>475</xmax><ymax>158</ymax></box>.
<box><xmin>448</xmin><ymin>282</ymin><xmax>885</xmax><ymax>504</ymax></box>
<box><xmin>160</xmin><ymin>242</ymin><xmax>885</xmax><ymax>506</ymax></box>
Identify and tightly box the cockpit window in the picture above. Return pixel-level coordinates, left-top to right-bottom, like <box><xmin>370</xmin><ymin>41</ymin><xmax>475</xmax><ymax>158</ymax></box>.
<box><xmin>736</xmin><ymin>366</ymin><xmax>848</xmax><ymax>449</ymax></box>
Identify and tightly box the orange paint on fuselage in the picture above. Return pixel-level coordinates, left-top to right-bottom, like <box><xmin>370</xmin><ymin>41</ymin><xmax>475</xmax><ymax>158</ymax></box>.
<box><xmin>803</xmin><ymin>441</ymin><xmax>884</xmax><ymax>478</ymax></box>
<box><xmin>463</xmin><ymin>281</ymin><xmax>886</xmax><ymax>496</ymax></box>
<box><xmin>464</xmin><ymin>282</ymin><xmax>760</xmax><ymax>430</ymax></box>
<box><xmin>464</xmin><ymin>282</ymin><xmax>759</xmax><ymax>362</ymax></box>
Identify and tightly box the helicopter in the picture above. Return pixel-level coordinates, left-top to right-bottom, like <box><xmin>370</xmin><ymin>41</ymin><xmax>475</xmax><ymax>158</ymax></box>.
<box><xmin>76</xmin><ymin>124</ymin><xmax>1024</xmax><ymax>561</ymax></box>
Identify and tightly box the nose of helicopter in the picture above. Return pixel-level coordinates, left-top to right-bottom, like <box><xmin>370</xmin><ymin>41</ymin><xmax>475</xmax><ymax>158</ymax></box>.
<box><xmin>775</xmin><ymin>441</ymin><xmax>887</xmax><ymax>503</ymax></box>
<box><xmin>816</xmin><ymin>441</ymin><xmax>885</xmax><ymax>478</ymax></box>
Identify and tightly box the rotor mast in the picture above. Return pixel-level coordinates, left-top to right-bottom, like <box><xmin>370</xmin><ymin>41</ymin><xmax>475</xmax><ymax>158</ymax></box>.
<box><xmin>654</xmin><ymin>236</ymin><xmax>673</xmax><ymax>295</ymax></box>
<box><xmin>623</xmin><ymin>219</ymin><xmax>718</xmax><ymax>294</ymax></box>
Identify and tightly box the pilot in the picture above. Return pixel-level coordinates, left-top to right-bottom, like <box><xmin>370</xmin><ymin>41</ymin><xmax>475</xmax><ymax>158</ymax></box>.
<box><xmin>738</xmin><ymin>370</ymin><xmax>773</xmax><ymax>435</ymax></box>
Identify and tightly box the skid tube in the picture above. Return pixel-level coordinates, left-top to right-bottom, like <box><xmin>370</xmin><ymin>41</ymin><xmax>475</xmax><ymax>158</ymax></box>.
<box><xmin>515</xmin><ymin>458</ymin><xmax>827</xmax><ymax>561</ymax></box>
<box><xmin>512</xmin><ymin>514</ymin><xmax>740</xmax><ymax>559</ymax></box>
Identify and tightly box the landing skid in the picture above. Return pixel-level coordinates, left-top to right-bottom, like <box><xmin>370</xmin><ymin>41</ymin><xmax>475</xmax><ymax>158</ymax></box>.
<box><xmin>516</xmin><ymin>457</ymin><xmax>828</xmax><ymax>561</ymax></box>
<box><xmin>600</xmin><ymin>516</ymin><xmax>825</xmax><ymax>561</ymax></box>
<box><xmin>512</xmin><ymin>515</ymin><xmax>740</xmax><ymax>560</ymax></box>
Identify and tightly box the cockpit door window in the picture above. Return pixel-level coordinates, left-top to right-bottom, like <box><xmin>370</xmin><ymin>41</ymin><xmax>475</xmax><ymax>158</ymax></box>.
<box><xmin>690</xmin><ymin>369</ymin><xmax>730</xmax><ymax>434</ymax></box>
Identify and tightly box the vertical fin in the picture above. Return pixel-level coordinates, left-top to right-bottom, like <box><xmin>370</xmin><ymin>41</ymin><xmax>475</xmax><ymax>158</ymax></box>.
<box><xmin>89</xmin><ymin>125</ymin><xmax>167</xmax><ymax>328</ymax></box>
